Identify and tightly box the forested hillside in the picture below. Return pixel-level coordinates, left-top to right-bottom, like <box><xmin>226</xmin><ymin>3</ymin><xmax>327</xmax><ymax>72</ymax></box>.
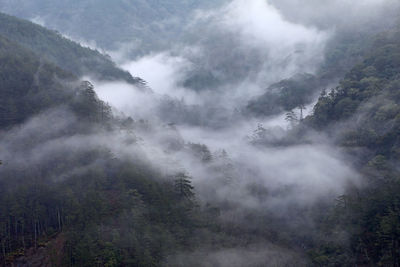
<box><xmin>305</xmin><ymin>27</ymin><xmax>400</xmax><ymax>266</ymax></box>
<box><xmin>1</xmin><ymin>1</ymin><xmax>400</xmax><ymax>267</ymax></box>
<box><xmin>246</xmin><ymin>22</ymin><xmax>396</xmax><ymax>118</ymax></box>
<box><xmin>0</xmin><ymin>35</ymin><xmax>76</xmax><ymax>128</ymax></box>
<box><xmin>0</xmin><ymin>29</ymin><xmax>203</xmax><ymax>266</ymax></box>
<box><xmin>0</xmin><ymin>0</ymin><xmax>228</xmax><ymax>56</ymax></box>
<box><xmin>0</xmin><ymin>12</ymin><xmax>144</xmax><ymax>85</ymax></box>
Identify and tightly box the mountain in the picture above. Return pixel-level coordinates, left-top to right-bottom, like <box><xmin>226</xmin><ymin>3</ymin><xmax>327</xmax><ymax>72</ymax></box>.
<box><xmin>304</xmin><ymin>27</ymin><xmax>400</xmax><ymax>266</ymax></box>
<box><xmin>246</xmin><ymin>73</ymin><xmax>321</xmax><ymax>117</ymax></box>
<box><xmin>0</xmin><ymin>22</ymin><xmax>200</xmax><ymax>267</ymax></box>
<box><xmin>0</xmin><ymin>34</ymin><xmax>76</xmax><ymax>128</ymax></box>
<box><xmin>0</xmin><ymin>15</ymin><xmax>306</xmax><ymax>265</ymax></box>
<box><xmin>245</xmin><ymin>23</ymin><xmax>398</xmax><ymax>118</ymax></box>
<box><xmin>1</xmin><ymin>2</ymin><xmax>400</xmax><ymax>267</ymax></box>
<box><xmin>0</xmin><ymin>0</ymin><xmax>227</xmax><ymax>56</ymax></box>
<box><xmin>0</xmin><ymin>12</ymin><xmax>145</xmax><ymax>85</ymax></box>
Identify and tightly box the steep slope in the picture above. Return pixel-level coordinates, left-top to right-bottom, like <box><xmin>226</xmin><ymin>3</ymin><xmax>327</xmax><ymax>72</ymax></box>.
<box><xmin>0</xmin><ymin>0</ymin><xmax>227</xmax><ymax>56</ymax></box>
<box><xmin>0</xmin><ymin>12</ymin><xmax>144</xmax><ymax>85</ymax></box>
<box><xmin>246</xmin><ymin>73</ymin><xmax>321</xmax><ymax>117</ymax></box>
<box><xmin>0</xmin><ymin>31</ymin><xmax>200</xmax><ymax>267</ymax></box>
<box><xmin>310</xmin><ymin>29</ymin><xmax>400</xmax><ymax>143</ymax></box>
<box><xmin>0</xmin><ymin>22</ymin><xmax>309</xmax><ymax>266</ymax></box>
<box><xmin>306</xmin><ymin>28</ymin><xmax>400</xmax><ymax>266</ymax></box>
<box><xmin>0</xmin><ymin>35</ymin><xmax>76</xmax><ymax>128</ymax></box>
<box><xmin>245</xmin><ymin>27</ymin><xmax>391</xmax><ymax>118</ymax></box>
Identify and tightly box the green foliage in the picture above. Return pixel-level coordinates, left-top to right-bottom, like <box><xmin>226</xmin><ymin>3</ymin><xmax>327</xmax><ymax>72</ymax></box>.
<box><xmin>0</xmin><ymin>5</ymin><xmax>399</xmax><ymax>267</ymax></box>
<box><xmin>0</xmin><ymin>12</ymin><xmax>143</xmax><ymax>84</ymax></box>
<box><xmin>0</xmin><ymin>35</ymin><xmax>72</xmax><ymax>128</ymax></box>
<box><xmin>247</xmin><ymin>73</ymin><xmax>319</xmax><ymax>116</ymax></box>
<box><xmin>0</xmin><ymin>35</ymin><xmax>113</xmax><ymax>129</ymax></box>
<box><xmin>246</xmin><ymin>25</ymin><xmax>389</xmax><ymax>118</ymax></box>
<box><xmin>0</xmin><ymin>0</ymin><xmax>227</xmax><ymax>55</ymax></box>
<box><xmin>174</xmin><ymin>173</ymin><xmax>195</xmax><ymax>201</ymax></box>
<box><xmin>310</xmin><ymin>30</ymin><xmax>400</xmax><ymax>129</ymax></box>
<box><xmin>0</xmin><ymin>27</ymin><xmax>196</xmax><ymax>265</ymax></box>
<box><xmin>187</xmin><ymin>143</ymin><xmax>213</xmax><ymax>163</ymax></box>
<box><xmin>307</xmin><ymin>28</ymin><xmax>400</xmax><ymax>266</ymax></box>
<box><xmin>0</xmin><ymin>149</ymin><xmax>200</xmax><ymax>266</ymax></box>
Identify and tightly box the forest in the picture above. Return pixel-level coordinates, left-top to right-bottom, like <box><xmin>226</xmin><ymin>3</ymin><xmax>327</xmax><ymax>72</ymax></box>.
<box><xmin>0</xmin><ymin>1</ymin><xmax>400</xmax><ymax>266</ymax></box>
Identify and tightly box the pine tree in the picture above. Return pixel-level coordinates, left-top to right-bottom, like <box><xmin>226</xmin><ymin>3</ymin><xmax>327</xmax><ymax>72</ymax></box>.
<box><xmin>285</xmin><ymin>110</ymin><xmax>299</xmax><ymax>128</ymax></box>
<box><xmin>174</xmin><ymin>172</ymin><xmax>195</xmax><ymax>201</ymax></box>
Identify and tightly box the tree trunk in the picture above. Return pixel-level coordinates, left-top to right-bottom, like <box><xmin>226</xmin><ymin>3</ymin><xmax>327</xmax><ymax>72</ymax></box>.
<box><xmin>58</xmin><ymin>209</ymin><xmax>62</xmax><ymax>231</ymax></box>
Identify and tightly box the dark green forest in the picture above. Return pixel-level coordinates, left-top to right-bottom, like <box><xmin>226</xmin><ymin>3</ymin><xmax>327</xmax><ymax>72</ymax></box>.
<box><xmin>0</xmin><ymin>2</ymin><xmax>400</xmax><ymax>267</ymax></box>
<box><xmin>305</xmin><ymin>28</ymin><xmax>400</xmax><ymax>266</ymax></box>
<box><xmin>0</xmin><ymin>13</ymin><xmax>145</xmax><ymax>86</ymax></box>
<box><xmin>0</xmin><ymin>24</ymin><xmax>201</xmax><ymax>266</ymax></box>
<box><xmin>0</xmin><ymin>0</ymin><xmax>228</xmax><ymax>56</ymax></box>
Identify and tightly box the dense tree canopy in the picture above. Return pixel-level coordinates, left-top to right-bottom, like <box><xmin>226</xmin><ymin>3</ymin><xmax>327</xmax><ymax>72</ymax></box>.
<box><xmin>305</xmin><ymin>28</ymin><xmax>400</xmax><ymax>266</ymax></box>
<box><xmin>0</xmin><ymin>12</ymin><xmax>145</xmax><ymax>85</ymax></box>
<box><xmin>0</xmin><ymin>4</ymin><xmax>400</xmax><ymax>267</ymax></box>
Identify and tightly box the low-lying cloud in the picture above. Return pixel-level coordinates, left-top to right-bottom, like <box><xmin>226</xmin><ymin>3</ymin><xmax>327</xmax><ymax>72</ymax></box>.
<box><xmin>2</xmin><ymin>0</ymin><xmax>396</xmax><ymax>264</ymax></box>
<box><xmin>88</xmin><ymin>0</ymin><xmax>364</xmax><ymax>215</ymax></box>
